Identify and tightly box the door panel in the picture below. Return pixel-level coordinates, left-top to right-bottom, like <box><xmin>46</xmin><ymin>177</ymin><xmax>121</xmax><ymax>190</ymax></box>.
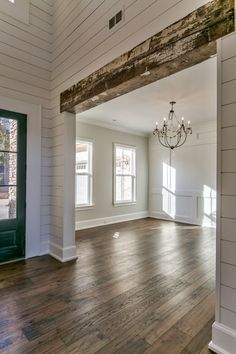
<box><xmin>0</xmin><ymin>109</ymin><xmax>26</xmax><ymax>263</ymax></box>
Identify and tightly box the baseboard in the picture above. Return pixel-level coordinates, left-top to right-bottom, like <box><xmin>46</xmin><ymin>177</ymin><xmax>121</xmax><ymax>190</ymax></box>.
<box><xmin>49</xmin><ymin>242</ymin><xmax>78</xmax><ymax>263</ymax></box>
<box><xmin>209</xmin><ymin>322</ymin><xmax>236</xmax><ymax>354</ymax></box>
<box><xmin>150</xmin><ymin>211</ymin><xmax>202</xmax><ymax>226</ymax></box>
<box><xmin>76</xmin><ymin>211</ymin><xmax>149</xmax><ymax>230</ymax></box>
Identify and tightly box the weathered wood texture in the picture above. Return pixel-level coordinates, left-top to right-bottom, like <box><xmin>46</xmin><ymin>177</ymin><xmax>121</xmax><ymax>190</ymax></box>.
<box><xmin>0</xmin><ymin>218</ymin><xmax>215</xmax><ymax>353</ymax></box>
<box><xmin>60</xmin><ymin>0</ymin><xmax>234</xmax><ymax>113</ymax></box>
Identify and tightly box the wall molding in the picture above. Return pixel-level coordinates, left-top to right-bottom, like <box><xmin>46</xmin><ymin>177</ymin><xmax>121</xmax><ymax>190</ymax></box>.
<box><xmin>49</xmin><ymin>242</ymin><xmax>78</xmax><ymax>263</ymax></box>
<box><xmin>150</xmin><ymin>211</ymin><xmax>201</xmax><ymax>226</ymax></box>
<box><xmin>150</xmin><ymin>188</ymin><xmax>216</xmax><ymax>227</ymax></box>
<box><xmin>76</xmin><ymin>211</ymin><xmax>149</xmax><ymax>230</ymax></box>
<box><xmin>209</xmin><ymin>322</ymin><xmax>236</xmax><ymax>354</ymax></box>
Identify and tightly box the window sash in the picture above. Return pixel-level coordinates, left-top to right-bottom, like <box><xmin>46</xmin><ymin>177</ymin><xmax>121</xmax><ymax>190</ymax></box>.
<box><xmin>76</xmin><ymin>140</ymin><xmax>93</xmax><ymax>207</ymax></box>
<box><xmin>114</xmin><ymin>144</ymin><xmax>136</xmax><ymax>204</ymax></box>
<box><xmin>115</xmin><ymin>175</ymin><xmax>136</xmax><ymax>203</ymax></box>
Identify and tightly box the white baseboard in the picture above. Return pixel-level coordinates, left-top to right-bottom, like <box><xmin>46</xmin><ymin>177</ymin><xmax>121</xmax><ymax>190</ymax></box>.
<box><xmin>209</xmin><ymin>322</ymin><xmax>236</xmax><ymax>354</ymax></box>
<box><xmin>150</xmin><ymin>211</ymin><xmax>202</xmax><ymax>226</ymax></box>
<box><xmin>49</xmin><ymin>242</ymin><xmax>78</xmax><ymax>263</ymax></box>
<box><xmin>76</xmin><ymin>211</ymin><xmax>149</xmax><ymax>230</ymax></box>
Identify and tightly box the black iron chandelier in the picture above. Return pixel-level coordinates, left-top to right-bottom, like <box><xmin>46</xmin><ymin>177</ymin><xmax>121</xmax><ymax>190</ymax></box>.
<box><xmin>153</xmin><ymin>101</ymin><xmax>192</xmax><ymax>150</ymax></box>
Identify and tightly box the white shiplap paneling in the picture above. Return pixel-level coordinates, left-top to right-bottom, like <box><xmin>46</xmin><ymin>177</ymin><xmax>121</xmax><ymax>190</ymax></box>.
<box><xmin>210</xmin><ymin>31</ymin><xmax>236</xmax><ymax>354</ymax></box>
<box><xmin>0</xmin><ymin>0</ymin><xmax>53</xmax><ymax>253</ymax></box>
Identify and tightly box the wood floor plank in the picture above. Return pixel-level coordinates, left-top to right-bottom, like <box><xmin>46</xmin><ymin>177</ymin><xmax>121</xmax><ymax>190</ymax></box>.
<box><xmin>0</xmin><ymin>218</ymin><xmax>215</xmax><ymax>354</ymax></box>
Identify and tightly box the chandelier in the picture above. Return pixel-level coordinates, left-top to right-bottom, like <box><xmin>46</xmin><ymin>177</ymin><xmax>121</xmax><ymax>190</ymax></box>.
<box><xmin>153</xmin><ymin>101</ymin><xmax>192</xmax><ymax>149</ymax></box>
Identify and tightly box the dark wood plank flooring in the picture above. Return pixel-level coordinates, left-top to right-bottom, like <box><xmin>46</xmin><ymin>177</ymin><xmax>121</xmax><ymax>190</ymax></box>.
<box><xmin>0</xmin><ymin>218</ymin><xmax>215</xmax><ymax>353</ymax></box>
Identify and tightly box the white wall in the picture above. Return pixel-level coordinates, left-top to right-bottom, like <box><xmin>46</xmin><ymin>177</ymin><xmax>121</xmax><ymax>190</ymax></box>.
<box><xmin>149</xmin><ymin>121</ymin><xmax>217</xmax><ymax>227</ymax></box>
<box><xmin>0</xmin><ymin>0</ymin><xmax>52</xmax><ymax>255</ymax></box>
<box><xmin>51</xmin><ymin>0</ymin><xmax>212</xmax><ymax>259</ymax></box>
<box><xmin>75</xmin><ymin>121</ymin><xmax>149</xmax><ymax>230</ymax></box>
<box><xmin>209</xmin><ymin>32</ymin><xmax>236</xmax><ymax>354</ymax></box>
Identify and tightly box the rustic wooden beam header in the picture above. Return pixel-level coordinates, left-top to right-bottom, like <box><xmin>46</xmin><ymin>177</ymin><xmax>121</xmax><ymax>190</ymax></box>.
<box><xmin>60</xmin><ymin>0</ymin><xmax>234</xmax><ymax>114</ymax></box>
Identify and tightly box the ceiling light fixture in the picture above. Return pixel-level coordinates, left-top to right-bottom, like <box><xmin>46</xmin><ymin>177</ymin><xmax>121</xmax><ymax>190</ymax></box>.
<box><xmin>153</xmin><ymin>101</ymin><xmax>192</xmax><ymax>150</ymax></box>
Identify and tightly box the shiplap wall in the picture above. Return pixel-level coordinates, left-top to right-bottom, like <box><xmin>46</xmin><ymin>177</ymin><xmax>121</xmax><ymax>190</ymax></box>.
<box><xmin>209</xmin><ymin>32</ymin><xmax>236</xmax><ymax>353</ymax></box>
<box><xmin>0</xmin><ymin>0</ymin><xmax>53</xmax><ymax>254</ymax></box>
<box><xmin>220</xmin><ymin>33</ymin><xmax>236</xmax><ymax>326</ymax></box>
<box><xmin>51</xmin><ymin>0</ymin><xmax>212</xmax><ymax>258</ymax></box>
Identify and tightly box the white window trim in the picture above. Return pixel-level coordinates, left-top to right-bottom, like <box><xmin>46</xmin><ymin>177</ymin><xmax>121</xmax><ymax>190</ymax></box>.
<box><xmin>113</xmin><ymin>143</ymin><xmax>137</xmax><ymax>206</ymax></box>
<box><xmin>75</xmin><ymin>138</ymin><xmax>94</xmax><ymax>209</ymax></box>
<box><xmin>0</xmin><ymin>0</ymin><xmax>29</xmax><ymax>24</ymax></box>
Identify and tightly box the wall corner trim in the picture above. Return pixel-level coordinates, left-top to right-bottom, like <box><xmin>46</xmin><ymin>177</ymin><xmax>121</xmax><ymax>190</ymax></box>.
<box><xmin>49</xmin><ymin>242</ymin><xmax>78</xmax><ymax>263</ymax></box>
<box><xmin>209</xmin><ymin>322</ymin><xmax>236</xmax><ymax>354</ymax></box>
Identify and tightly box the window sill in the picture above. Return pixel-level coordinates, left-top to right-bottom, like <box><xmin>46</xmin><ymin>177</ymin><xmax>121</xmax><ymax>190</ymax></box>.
<box><xmin>113</xmin><ymin>202</ymin><xmax>136</xmax><ymax>207</ymax></box>
<box><xmin>76</xmin><ymin>204</ymin><xmax>95</xmax><ymax>211</ymax></box>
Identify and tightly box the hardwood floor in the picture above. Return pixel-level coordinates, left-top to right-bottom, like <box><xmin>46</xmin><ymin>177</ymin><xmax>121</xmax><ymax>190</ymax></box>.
<box><xmin>0</xmin><ymin>218</ymin><xmax>215</xmax><ymax>354</ymax></box>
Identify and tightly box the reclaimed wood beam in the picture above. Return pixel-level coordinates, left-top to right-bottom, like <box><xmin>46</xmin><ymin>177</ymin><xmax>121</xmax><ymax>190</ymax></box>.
<box><xmin>60</xmin><ymin>0</ymin><xmax>234</xmax><ymax>113</ymax></box>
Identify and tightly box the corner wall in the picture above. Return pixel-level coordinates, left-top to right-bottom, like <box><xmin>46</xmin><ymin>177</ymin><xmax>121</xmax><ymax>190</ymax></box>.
<box><xmin>75</xmin><ymin>121</ymin><xmax>149</xmax><ymax>230</ymax></box>
<box><xmin>149</xmin><ymin>121</ymin><xmax>217</xmax><ymax>227</ymax></box>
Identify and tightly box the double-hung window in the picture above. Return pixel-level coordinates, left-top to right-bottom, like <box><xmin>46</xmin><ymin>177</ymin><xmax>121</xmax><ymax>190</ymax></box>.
<box><xmin>75</xmin><ymin>140</ymin><xmax>93</xmax><ymax>208</ymax></box>
<box><xmin>114</xmin><ymin>144</ymin><xmax>136</xmax><ymax>205</ymax></box>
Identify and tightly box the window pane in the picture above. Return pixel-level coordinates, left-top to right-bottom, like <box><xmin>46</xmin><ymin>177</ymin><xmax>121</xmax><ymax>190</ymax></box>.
<box><xmin>0</xmin><ymin>186</ymin><xmax>17</xmax><ymax>219</ymax></box>
<box><xmin>116</xmin><ymin>147</ymin><xmax>123</xmax><ymax>174</ymax></box>
<box><xmin>0</xmin><ymin>118</ymin><xmax>17</xmax><ymax>152</ymax></box>
<box><xmin>76</xmin><ymin>175</ymin><xmax>89</xmax><ymax>205</ymax></box>
<box><xmin>0</xmin><ymin>152</ymin><xmax>17</xmax><ymax>185</ymax></box>
<box><xmin>116</xmin><ymin>146</ymin><xmax>135</xmax><ymax>175</ymax></box>
<box><xmin>76</xmin><ymin>142</ymin><xmax>89</xmax><ymax>173</ymax></box>
<box><xmin>116</xmin><ymin>176</ymin><xmax>132</xmax><ymax>202</ymax></box>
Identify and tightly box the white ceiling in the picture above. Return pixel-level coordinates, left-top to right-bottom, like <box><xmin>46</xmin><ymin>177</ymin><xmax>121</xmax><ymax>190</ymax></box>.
<box><xmin>77</xmin><ymin>57</ymin><xmax>217</xmax><ymax>136</ymax></box>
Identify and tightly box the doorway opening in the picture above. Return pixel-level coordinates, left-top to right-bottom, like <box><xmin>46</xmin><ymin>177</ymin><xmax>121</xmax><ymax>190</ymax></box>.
<box><xmin>75</xmin><ymin>57</ymin><xmax>217</xmax><ymax>231</ymax></box>
<box><xmin>73</xmin><ymin>57</ymin><xmax>217</xmax><ymax>352</ymax></box>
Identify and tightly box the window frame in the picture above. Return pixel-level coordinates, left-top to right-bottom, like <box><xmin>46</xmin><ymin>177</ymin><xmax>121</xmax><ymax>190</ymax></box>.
<box><xmin>113</xmin><ymin>143</ymin><xmax>137</xmax><ymax>206</ymax></box>
<box><xmin>75</xmin><ymin>138</ymin><xmax>94</xmax><ymax>209</ymax></box>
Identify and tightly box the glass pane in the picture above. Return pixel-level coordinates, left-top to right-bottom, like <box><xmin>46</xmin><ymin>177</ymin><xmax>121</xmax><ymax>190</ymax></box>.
<box><xmin>76</xmin><ymin>142</ymin><xmax>89</xmax><ymax>173</ymax></box>
<box><xmin>116</xmin><ymin>146</ymin><xmax>135</xmax><ymax>175</ymax></box>
<box><xmin>0</xmin><ymin>152</ymin><xmax>17</xmax><ymax>186</ymax></box>
<box><xmin>116</xmin><ymin>176</ymin><xmax>132</xmax><ymax>202</ymax></box>
<box><xmin>116</xmin><ymin>147</ymin><xmax>123</xmax><ymax>174</ymax></box>
<box><xmin>0</xmin><ymin>117</ymin><xmax>17</xmax><ymax>152</ymax></box>
<box><xmin>76</xmin><ymin>175</ymin><xmax>89</xmax><ymax>205</ymax></box>
<box><xmin>0</xmin><ymin>186</ymin><xmax>17</xmax><ymax>219</ymax></box>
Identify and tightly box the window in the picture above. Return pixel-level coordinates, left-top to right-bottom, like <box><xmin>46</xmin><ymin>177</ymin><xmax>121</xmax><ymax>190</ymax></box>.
<box><xmin>114</xmin><ymin>144</ymin><xmax>136</xmax><ymax>205</ymax></box>
<box><xmin>75</xmin><ymin>140</ymin><xmax>93</xmax><ymax>208</ymax></box>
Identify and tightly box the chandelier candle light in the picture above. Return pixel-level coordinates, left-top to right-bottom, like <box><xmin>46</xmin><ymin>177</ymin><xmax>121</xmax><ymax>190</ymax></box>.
<box><xmin>153</xmin><ymin>101</ymin><xmax>192</xmax><ymax>149</ymax></box>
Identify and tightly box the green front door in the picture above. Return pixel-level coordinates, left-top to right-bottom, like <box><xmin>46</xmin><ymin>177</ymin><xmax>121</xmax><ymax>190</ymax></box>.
<box><xmin>0</xmin><ymin>109</ymin><xmax>26</xmax><ymax>263</ymax></box>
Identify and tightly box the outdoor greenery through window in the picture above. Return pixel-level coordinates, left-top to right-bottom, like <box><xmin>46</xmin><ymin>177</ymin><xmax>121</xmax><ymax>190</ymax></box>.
<box><xmin>114</xmin><ymin>144</ymin><xmax>136</xmax><ymax>205</ymax></box>
<box><xmin>75</xmin><ymin>140</ymin><xmax>93</xmax><ymax>207</ymax></box>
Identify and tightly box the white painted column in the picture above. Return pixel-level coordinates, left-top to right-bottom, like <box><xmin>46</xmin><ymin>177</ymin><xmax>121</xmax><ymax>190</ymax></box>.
<box><xmin>209</xmin><ymin>32</ymin><xmax>236</xmax><ymax>354</ymax></box>
<box><xmin>62</xmin><ymin>112</ymin><xmax>77</xmax><ymax>261</ymax></box>
<box><xmin>49</xmin><ymin>112</ymin><xmax>77</xmax><ymax>262</ymax></box>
